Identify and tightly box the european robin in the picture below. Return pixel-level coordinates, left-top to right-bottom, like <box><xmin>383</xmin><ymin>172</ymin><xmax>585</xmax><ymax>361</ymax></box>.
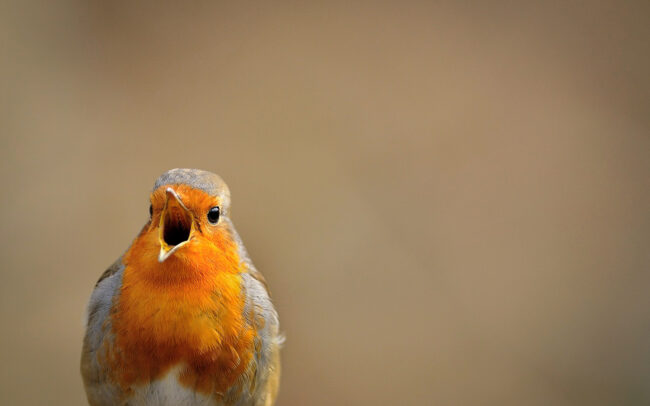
<box><xmin>81</xmin><ymin>169</ymin><xmax>281</xmax><ymax>406</ymax></box>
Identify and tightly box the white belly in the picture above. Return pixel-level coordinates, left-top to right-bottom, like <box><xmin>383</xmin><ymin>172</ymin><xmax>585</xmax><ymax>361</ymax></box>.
<box><xmin>128</xmin><ymin>366</ymin><xmax>215</xmax><ymax>406</ymax></box>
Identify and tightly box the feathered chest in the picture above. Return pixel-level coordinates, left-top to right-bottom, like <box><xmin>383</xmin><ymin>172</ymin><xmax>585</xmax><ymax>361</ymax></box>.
<box><xmin>102</xmin><ymin>265</ymin><xmax>257</xmax><ymax>399</ymax></box>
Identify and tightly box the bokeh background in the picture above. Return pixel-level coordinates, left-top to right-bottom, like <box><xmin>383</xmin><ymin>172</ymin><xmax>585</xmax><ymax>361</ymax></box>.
<box><xmin>2</xmin><ymin>1</ymin><xmax>649</xmax><ymax>405</ymax></box>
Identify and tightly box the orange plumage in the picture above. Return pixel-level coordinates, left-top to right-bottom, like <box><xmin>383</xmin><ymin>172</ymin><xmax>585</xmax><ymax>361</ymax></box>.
<box><xmin>81</xmin><ymin>169</ymin><xmax>281</xmax><ymax>406</ymax></box>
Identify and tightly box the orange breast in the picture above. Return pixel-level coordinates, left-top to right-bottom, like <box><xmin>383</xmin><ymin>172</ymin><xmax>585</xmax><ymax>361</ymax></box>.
<box><xmin>102</xmin><ymin>224</ymin><xmax>256</xmax><ymax>398</ymax></box>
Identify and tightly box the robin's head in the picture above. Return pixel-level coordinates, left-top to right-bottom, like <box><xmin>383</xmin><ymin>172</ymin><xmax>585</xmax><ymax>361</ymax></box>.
<box><xmin>125</xmin><ymin>169</ymin><xmax>240</xmax><ymax>279</ymax></box>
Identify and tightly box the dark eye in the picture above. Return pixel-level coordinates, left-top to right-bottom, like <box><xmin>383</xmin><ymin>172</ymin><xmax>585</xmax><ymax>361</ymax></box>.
<box><xmin>207</xmin><ymin>206</ymin><xmax>220</xmax><ymax>224</ymax></box>
<box><xmin>149</xmin><ymin>204</ymin><xmax>153</xmax><ymax>217</ymax></box>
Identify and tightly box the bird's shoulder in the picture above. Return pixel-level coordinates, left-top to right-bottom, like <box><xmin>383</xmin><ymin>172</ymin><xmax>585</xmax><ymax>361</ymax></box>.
<box><xmin>81</xmin><ymin>257</ymin><xmax>125</xmax><ymax>405</ymax></box>
<box><xmin>240</xmin><ymin>264</ymin><xmax>282</xmax><ymax>405</ymax></box>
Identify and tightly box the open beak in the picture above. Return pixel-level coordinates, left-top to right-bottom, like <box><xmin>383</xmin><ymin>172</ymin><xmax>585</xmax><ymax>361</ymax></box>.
<box><xmin>158</xmin><ymin>187</ymin><xmax>195</xmax><ymax>262</ymax></box>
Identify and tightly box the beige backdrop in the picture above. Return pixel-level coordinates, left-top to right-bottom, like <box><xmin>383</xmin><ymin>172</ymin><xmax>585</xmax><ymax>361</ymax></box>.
<box><xmin>2</xmin><ymin>1</ymin><xmax>649</xmax><ymax>405</ymax></box>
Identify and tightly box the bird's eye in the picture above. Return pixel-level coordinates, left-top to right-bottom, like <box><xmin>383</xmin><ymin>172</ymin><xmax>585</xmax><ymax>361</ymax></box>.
<box><xmin>149</xmin><ymin>204</ymin><xmax>153</xmax><ymax>217</ymax></box>
<box><xmin>207</xmin><ymin>206</ymin><xmax>220</xmax><ymax>224</ymax></box>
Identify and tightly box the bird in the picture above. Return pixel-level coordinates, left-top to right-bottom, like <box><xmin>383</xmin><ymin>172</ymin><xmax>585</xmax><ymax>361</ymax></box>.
<box><xmin>81</xmin><ymin>168</ymin><xmax>281</xmax><ymax>406</ymax></box>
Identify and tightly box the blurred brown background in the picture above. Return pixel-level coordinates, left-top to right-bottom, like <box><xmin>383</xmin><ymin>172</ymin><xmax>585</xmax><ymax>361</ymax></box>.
<box><xmin>1</xmin><ymin>1</ymin><xmax>649</xmax><ymax>405</ymax></box>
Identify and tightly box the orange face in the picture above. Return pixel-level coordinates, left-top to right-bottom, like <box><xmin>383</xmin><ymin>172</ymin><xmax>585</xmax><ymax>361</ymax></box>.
<box><xmin>125</xmin><ymin>184</ymin><xmax>240</xmax><ymax>284</ymax></box>
<box><xmin>106</xmin><ymin>184</ymin><xmax>255</xmax><ymax>396</ymax></box>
